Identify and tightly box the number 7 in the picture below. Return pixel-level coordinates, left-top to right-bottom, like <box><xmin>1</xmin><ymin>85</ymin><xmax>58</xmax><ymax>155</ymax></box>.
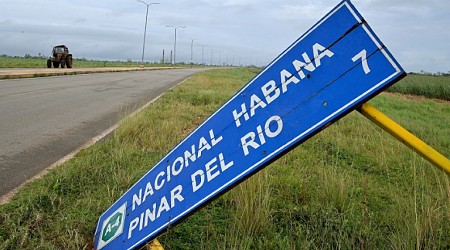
<box><xmin>352</xmin><ymin>49</ymin><xmax>371</xmax><ymax>74</ymax></box>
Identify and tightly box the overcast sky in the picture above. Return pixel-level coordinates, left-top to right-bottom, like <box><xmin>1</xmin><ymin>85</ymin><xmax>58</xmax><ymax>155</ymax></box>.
<box><xmin>1</xmin><ymin>0</ymin><xmax>449</xmax><ymax>72</ymax></box>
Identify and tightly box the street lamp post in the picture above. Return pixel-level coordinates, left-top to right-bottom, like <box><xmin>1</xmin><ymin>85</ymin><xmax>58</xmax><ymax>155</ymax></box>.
<box><xmin>138</xmin><ymin>1</ymin><xmax>159</xmax><ymax>65</ymax></box>
<box><xmin>188</xmin><ymin>38</ymin><xmax>195</xmax><ymax>64</ymax></box>
<box><xmin>199</xmin><ymin>44</ymin><xmax>206</xmax><ymax>65</ymax></box>
<box><xmin>166</xmin><ymin>25</ymin><xmax>185</xmax><ymax>64</ymax></box>
<box><xmin>210</xmin><ymin>49</ymin><xmax>214</xmax><ymax>66</ymax></box>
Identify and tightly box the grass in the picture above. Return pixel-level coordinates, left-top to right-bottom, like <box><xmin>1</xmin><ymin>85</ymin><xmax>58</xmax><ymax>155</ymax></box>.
<box><xmin>0</xmin><ymin>68</ymin><xmax>449</xmax><ymax>249</ymax></box>
<box><xmin>387</xmin><ymin>73</ymin><xmax>450</xmax><ymax>101</ymax></box>
<box><xmin>0</xmin><ymin>55</ymin><xmax>172</xmax><ymax>68</ymax></box>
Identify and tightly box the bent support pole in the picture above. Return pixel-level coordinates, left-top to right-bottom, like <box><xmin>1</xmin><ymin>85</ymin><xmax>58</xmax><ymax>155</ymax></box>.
<box><xmin>147</xmin><ymin>239</ymin><xmax>164</xmax><ymax>250</ymax></box>
<box><xmin>357</xmin><ymin>102</ymin><xmax>450</xmax><ymax>174</ymax></box>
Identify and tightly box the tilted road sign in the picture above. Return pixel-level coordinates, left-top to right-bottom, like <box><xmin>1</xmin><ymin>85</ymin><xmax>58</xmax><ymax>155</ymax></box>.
<box><xmin>94</xmin><ymin>1</ymin><xmax>405</xmax><ymax>249</ymax></box>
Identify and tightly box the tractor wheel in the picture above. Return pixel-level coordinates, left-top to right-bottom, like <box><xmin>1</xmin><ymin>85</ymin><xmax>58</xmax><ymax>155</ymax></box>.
<box><xmin>66</xmin><ymin>56</ymin><xmax>73</xmax><ymax>68</ymax></box>
<box><xmin>53</xmin><ymin>62</ymin><xmax>59</xmax><ymax>68</ymax></box>
<box><xmin>47</xmin><ymin>59</ymin><xmax>52</xmax><ymax>68</ymax></box>
<box><xmin>61</xmin><ymin>61</ymin><xmax>66</xmax><ymax>68</ymax></box>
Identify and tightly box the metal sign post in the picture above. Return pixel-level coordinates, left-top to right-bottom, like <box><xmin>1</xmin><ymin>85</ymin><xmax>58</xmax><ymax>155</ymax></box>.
<box><xmin>94</xmin><ymin>1</ymin><xmax>406</xmax><ymax>249</ymax></box>
<box><xmin>358</xmin><ymin>103</ymin><xmax>450</xmax><ymax>173</ymax></box>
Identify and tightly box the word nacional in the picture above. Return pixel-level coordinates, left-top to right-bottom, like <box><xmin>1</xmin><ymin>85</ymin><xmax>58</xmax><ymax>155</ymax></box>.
<box><xmin>128</xmin><ymin>128</ymin><xmax>229</xmax><ymax>237</ymax></box>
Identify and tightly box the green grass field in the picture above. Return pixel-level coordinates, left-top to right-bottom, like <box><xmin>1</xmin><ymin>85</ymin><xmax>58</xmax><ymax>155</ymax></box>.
<box><xmin>0</xmin><ymin>68</ymin><xmax>448</xmax><ymax>249</ymax></box>
<box><xmin>387</xmin><ymin>73</ymin><xmax>450</xmax><ymax>101</ymax></box>
<box><xmin>0</xmin><ymin>55</ymin><xmax>169</xmax><ymax>68</ymax></box>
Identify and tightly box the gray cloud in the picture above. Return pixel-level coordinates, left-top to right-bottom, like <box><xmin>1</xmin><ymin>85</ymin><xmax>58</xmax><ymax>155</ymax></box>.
<box><xmin>0</xmin><ymin>0</ymin><xmax>449</xmax><ymax>72</ymax></box>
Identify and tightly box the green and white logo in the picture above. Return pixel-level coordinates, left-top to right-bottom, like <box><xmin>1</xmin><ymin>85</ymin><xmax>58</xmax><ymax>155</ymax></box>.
<box><xmin>98</xmin><ymin>203</ymin><xmax>127</xmax><ymax>250</ymax></box>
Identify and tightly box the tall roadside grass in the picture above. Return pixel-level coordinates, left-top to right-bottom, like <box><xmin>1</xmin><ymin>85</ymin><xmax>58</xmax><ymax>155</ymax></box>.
<box><xmin>0</xmin><ymin>68</ymin><xmax>448</xmax><ymax>249</ymax></box>
<box><xmin>387</xmin><ymin>74</ymin><xmax>450</xmax><ymax>100</ymax></box>
<box><xmin>223</xmin><ymin>171</ymin><xmax>272</xmax><ymax>249</ymax></box>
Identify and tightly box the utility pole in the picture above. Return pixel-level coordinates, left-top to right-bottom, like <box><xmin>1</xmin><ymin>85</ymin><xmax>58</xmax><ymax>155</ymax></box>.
<box><xmin>138</xmin><ymin>1</ymin><xmax>159</xmax><ymax>66</ymax></box>
<box><xmin>210</xmin><ymin>49</ymin><xmax>214</xmax><ymax>66</ymax></box>
<box><xmin>188</xmin><ymin>38</ymin><xmax>195</xmax><ymax>64</ymax></box>
<box><xmin>166</xmin><ymin>25</ymin><xmax>186</xmax><ymax>64</ymax></box>
<box><xmin>199</xmin><ymin>45</ymin><xmax>206</xmax><ymax>65</ymax></box>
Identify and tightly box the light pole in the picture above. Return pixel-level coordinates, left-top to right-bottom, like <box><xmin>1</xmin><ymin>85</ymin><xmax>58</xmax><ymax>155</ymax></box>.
<box><xmin>138</xmin><ymin>1</ymin><xmax>159</xmax><ymax>65</ymax></box>
<box><xmin>210</xmin><ymin>49</ymin><xmax>214</xmax><ymax>66</ymax></box>
<box><xmin>199</xmin><ymin>44</ymin><xmax>207</xmax><ymax>65</ymax></box>
<box><xmin>188</xmin><ymin>38</ymin><xmax>195</xmax><ymax>64</ymax></box>
<box><xmin>166</xmin><ymin>25</ymin><xmax>185</xmax><ymax>64</ymax></box>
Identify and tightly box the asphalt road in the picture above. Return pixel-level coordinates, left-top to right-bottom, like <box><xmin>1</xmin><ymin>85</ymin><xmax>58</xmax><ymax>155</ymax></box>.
<box><xmin>0</xmin><ymin>68</ymin><xmax>207</xmax><ymax>199</ymax></box>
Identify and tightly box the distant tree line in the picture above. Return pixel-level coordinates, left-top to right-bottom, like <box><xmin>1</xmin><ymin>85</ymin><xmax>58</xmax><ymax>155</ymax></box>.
<box><xmin>1</xmin><ymin>54</ymin><xmax>46</xmax><ymax>59</ymax></box>
<box><xmin>409</xmin><ymin>70</ymin><xmax>450</xmax><ymax>76</ymax></box>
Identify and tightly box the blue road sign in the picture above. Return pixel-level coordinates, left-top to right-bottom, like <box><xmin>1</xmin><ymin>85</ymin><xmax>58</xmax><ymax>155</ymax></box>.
<box><xmin>94</xmin><ymin>1</ymin><xmax>405</xmax><ymax>249</ymax></box>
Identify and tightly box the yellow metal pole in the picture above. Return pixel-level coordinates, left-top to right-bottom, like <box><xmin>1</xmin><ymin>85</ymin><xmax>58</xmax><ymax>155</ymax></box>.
<box><xmin>146</xmin><ymin>239</ymin><xmax>164</xmax><ymax>250</ymax></box>
<box><xmin>357</xmin><ymin>103</ymin><xmax>450</xmax><ymax>174</ymax></box>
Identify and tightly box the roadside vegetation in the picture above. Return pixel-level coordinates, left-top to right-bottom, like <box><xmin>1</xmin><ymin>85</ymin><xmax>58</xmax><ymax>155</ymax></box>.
<box><xmin>387</xmin><ymin>73</ymin><xmax>450</xmax><ymax>101</ymax></box>
<box><xmin>0</xmin><ymin>68</ymin><xmax>448</xmax><ymax>249</ymax></box>
<box><xmin>0</xmin><ymin>55</ymin><xmax>173</xmax><ymax>68</ymax></box>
